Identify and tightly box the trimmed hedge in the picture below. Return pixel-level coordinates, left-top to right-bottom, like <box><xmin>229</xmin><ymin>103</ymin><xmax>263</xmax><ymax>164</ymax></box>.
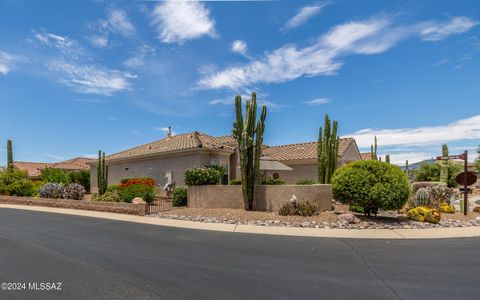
<box><xmin>332</xmin><ymin>160</ymin><xmax>410</xmax><ymax>216</ymax></box>
<box><xmin>173</xmin><ymin>187</ymin><xmax>187</xmax><ymax>207</ymax></box>
<box><xmin>184</xmin><ymin>167</ymin><xmax>221</xmax><ymax>186</ymax></box>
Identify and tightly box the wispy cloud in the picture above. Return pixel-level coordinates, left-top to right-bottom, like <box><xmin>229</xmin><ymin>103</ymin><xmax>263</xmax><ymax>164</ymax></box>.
<box><xmin>48</xmin><ymin>61</ymin><xmax>132</xmax><ymax>96</ymax></box>
<box><xmin>231</xmin><ymin>40</ymin><xmax>249</xmax><ymax>57</ymax></box>
<box><xmin>418</xmin><ymin>17</ymin><xmax>478</xmax><ymax>42</ymax></box>
<box><xmin>282</xmin><ymin>4</ymin><xmax>327</xmax><ymax>31</ymax></box>
<box><xmin>75</xmin><ymin>98</ymin><xmax>107</xmax><ymax>104</ymax></box>
<box><xmin>198</xmin><ymin>16</ymin><xmax>477</xmax><ymax>90</ymax></box>
<box><xmin>123</xmin><ymin>45</ymin><xmax>155</xmax><ymax>68</ymax></box>
<box><xmin>151</xmin><ymin>1</ymin><xmax>217</xmax><ymax>44</ymax></box>
<box><xmin>349</xmin><ymin>114</ymin><xmax>480</xmax><ymax>148</ymax></box>
<box><xmin>128</xmin><ymin>129</ymin><xmax>141</xmax><ymax>135</ymax></box>
<box><xmin>43</xmin><ymin>153</ymin><xmax>64</xmax><ymax>161</ymax></box>
<box><xmin>107</xmin><ymin>8</ymin><xmax>135</xmax><ymax>37</ymax></box>
<box><xmin>33</xmin><ymin>29</ymin><xmax>85</xmax><ymax>59</ymax></box>
<box><xmin>302</xmin><ymin>98</ymin><xmax>330</xmax><ymax>105</ymax></box>
<box><xmin>209</xmin><ymin>93</ymin><xmax>285</xmax><ymax>110</ymax></box>
<box><xmin>0</xmin><ymin>51</ymin><xmax>17</xmax><ymax>75</ymax></box>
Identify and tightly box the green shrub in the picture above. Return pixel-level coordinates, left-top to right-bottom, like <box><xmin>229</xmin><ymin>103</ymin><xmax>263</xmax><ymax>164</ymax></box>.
<box><xmin>261</xmin><ymin>178</ymin><xmax>284</xmax><ymax>185</ymax></box>
<box><xmin>278</xmin><ymin>201</ymin><xmax>318</xmax><ymax>216</ymax></box>
<box><xmin>173</xmin><ymin>187</ymin><xmax>188</xmax><ymax>207</ymax></box>
<box><xmin>296</xmin><ymin>179</ymin><xmax>316</xmax><ymax>185</ymax></box>
<box><xmin>331</xmin><ymin>160</ymin><xmax>410</xmax><ymax>216</ymax></box>
<box><xmin>414</xmin><ymin>162</ymin><xmax>462</xmax><ymax>187</ymax></box>
<box><xmin>92</xmin><ymin>191</ymin><xmax>121</xmax><ymax>202</ymax></box>
<box><xmin>349</xmin><ymin>204</ymin><xmax>364</xmax><ymax>213</ymax></box>
<box><xmin>69</xmin><ymin>170</ymin><xmax>90</xmax><ymax>192</ymax></box>
<box><xmin>119</xmin><ymin>184</ymin><xmax>156</xmax><ymax>203</ymax></box>
<box><xmin>0</xmin><ymin>169</ymin><xmax>34</xmax><ymax>196</ymax></box>
<box><xmin>107</xmin><ymin>184</ymin><xmax>121</xmax><ymax>193</ymax></box>
<box><xmin>229</xmin><ymin>179</ymin><xmax>242</xmax><ymax>185</ymax></box>
<box><xmin>184</xmin><ymin>167</ymin><xmax>221</xmax><ymax>186</ymax></box>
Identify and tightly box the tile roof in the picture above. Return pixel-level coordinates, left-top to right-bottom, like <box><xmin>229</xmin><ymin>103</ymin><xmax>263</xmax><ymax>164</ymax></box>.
<box><xmin>13</xmin><ymin>157</ymin><xmax>93</xmax><ymax>178</ymax></box>
<box><xmin>262</xmin><ymin>138</ymin><xmax>355</xmax><ymax>161</ymax></box>
<box><xmin>12</xmin><ymin>162</ymin><xmax>52</xmax><ymax>178</ymax></box>
<box><xmin>105</xmin><ymin>132</ymin><xmax>237</xmax><ymax>161</ymax></box>
<box><xmin>360</xmin><ymin>152</ymin><xmax>374</xmax><ymax>160</ymax></box>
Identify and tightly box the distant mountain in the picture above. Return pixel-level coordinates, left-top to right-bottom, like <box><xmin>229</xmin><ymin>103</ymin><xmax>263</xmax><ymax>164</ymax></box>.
<box><xmin>400</xmin><ymin>159</ymin><xmax>436</xmax><ymax>171</ymax></box>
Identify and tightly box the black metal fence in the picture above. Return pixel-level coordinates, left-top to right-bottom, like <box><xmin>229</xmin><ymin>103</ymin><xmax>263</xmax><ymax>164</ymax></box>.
<box><xmin>146</xmin><ymin>197</ymin><xmax>172</xmax><ymax>214</ymax></box>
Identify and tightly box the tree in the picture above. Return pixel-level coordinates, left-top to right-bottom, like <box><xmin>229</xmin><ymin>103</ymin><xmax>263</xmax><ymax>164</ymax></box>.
<box><xmin>414</xmin><ymin>162</ymin><xmax>461</xmax><ymax>188</ymax></box>
<box><xmin>233</xmin><ymin>92</ymin><xmax>267</xmax><ymax>210</ymax></box>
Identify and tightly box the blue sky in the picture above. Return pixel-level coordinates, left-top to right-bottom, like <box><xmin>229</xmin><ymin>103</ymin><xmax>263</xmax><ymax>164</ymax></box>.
<box><xmin>0</xmin><ymin>0</ymin><xmax>479</xmax><ymax>165</ymax></box>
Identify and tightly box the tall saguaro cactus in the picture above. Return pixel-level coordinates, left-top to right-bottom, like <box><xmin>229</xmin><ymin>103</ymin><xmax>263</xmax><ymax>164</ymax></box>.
<box><xmin>97</xmin><ymin>150</ymin><xmax>108</xmax><ymax>195</ymax></box>
<box><xmin>317</xmin><ymin>114</ymin><xmax>339</xmax><ymax>184</ymax></box>
<box><xmin>440</xmin><ymin>144</ymin><xmax>449</xmax><ymax>184</ymax></box>
<box><xmin>233</xmin><ymin>92</ymin><xmax>267</xmax><ymax>211</ymax></box>
<box><xmin>385</xmin><ymin>154</ymin><xmax>390</xmax><ymax>164</ymax></box>
<box><xmin>442</xmin><ymin>144</ymin><xmax>449</xmax><ymax>157</ymax></box>
<box><xmin>6</xmin><ymin>140</ymin><xmax>13</xmax><ymax>170</ymax></box>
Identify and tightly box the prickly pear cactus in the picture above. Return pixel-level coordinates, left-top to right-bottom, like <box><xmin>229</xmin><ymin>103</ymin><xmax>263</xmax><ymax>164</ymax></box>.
<box><xmin>415</xmin><ymin>187</ymin><xmax>430</xmax><ymax>207</ymax></box>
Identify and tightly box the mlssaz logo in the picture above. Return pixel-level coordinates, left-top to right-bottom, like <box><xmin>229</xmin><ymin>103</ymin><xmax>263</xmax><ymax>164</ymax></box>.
<box><xmin>28</xmin><ymin>282</ymin><xmax>62</xmax><ymax>291</ymax></box>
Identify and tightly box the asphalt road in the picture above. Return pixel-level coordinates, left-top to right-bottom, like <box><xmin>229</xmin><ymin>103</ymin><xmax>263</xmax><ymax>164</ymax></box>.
<box><xmin>1</xmin><ymin>208</ymin><xmax>479</xmax><ymax>300</ymax></box>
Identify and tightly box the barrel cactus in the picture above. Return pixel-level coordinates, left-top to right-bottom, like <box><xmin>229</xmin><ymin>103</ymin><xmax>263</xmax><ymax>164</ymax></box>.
<box><xmin>415</xmin><ymin>187</ymin><xmax>430</xmax><ymax>207</ymax></box>
<box><xmin>406</xmin><ymin>207</ymin><xmax>441</xmax><ymax>224</ymax></box>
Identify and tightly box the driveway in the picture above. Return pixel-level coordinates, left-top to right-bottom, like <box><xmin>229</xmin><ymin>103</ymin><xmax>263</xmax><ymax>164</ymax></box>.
<box><xmin>0</xmin><ymin>208</ymin><xmax>479</xmax><ymax>299</ymax></box>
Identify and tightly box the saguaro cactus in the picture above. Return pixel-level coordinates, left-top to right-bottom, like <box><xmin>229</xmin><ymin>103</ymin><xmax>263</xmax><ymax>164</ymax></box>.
<box><xmin>97</xmin><ymin>150</ymin><xmax>108</xmax><ymax>195</ymax></box>
<box><xmin>442</xmin><ymin>144</ymin><xmax>449</xmax><ymax>157</ymax></box>
<box><xmin>6</xmin><ymin>139</ymin><xmax>13</xmax><ymax>170</ymax></box>
<box><xmin>233</xmin><ymin>92</ymin><xmax>267</xmax><ymax>210</ymax></box>
<box><xmin>370</xmin><ymin>136</ymin><xmax>378</xmax><ymax>160</ymax></box>
<box><xmin>385</xmin><ymin>154</ymin><xmax>390</xmax><ymax>164</ymax></box>
<box><xmin>317</xmin><ymin>114</ymin><xmax>339</xmax><ymax>184</ymax></box>
<box><xmin>440</xmin><ymin>144</ymin><xmax>449</xmax><ymax>184</ymax></box>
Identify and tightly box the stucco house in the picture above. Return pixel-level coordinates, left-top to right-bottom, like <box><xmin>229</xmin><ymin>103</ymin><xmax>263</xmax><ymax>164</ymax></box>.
<box><xmin>89</xmin><ymin>131</ymin><xmax>361</xmax><ymax>192</ymax></box>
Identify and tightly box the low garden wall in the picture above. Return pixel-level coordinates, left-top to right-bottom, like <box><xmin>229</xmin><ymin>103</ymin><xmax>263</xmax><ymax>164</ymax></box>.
<box><xmin>0</xmin><ymin>195</ymin><xmax>147</xmax><ymax>216</ymax></box>
<box><xmin>188</xmin><ymin>184</ymin><xmax>332</xmax><ymax>211</ymax></box>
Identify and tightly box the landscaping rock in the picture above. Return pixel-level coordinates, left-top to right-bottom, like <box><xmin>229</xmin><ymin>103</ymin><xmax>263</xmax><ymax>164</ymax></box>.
<box><xmin>337</xmin><ymin>213</ymin><xmax>360</xmax><ymax>225</ymax></box>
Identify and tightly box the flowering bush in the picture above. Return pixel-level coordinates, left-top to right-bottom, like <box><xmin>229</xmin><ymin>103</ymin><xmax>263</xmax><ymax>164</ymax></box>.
<box><xmin>184</xmin><ymin>167</ymin><xmax>221</xmax><ymax>186</ymax></box>
<box><xmin>39</xmin><ymin>183</ymin><xmax>65</xmax><ymax>199</ymax></box>
<box><xmin>120</xmin><ymin>178</ymin><xmax>155</xmax><ymax>186</ymax></box>
<box><xmin>62</xmin><ymin>183</ymin><xmax>86</xmax><ymax>200</ymax></box>
<box><xmin>116</xmin><ymin>178</ymin><xmax>156</xmax><ymax>203</ymax></box>
<box><xmin>92</xmin><ymin>191</ymin><xmax>121</xmax><ymax>202</ymax></box>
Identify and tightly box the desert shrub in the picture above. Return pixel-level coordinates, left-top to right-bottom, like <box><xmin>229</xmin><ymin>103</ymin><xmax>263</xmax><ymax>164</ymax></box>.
<box><xmin>278</xmin><ymin>201</ymin><xmax>318</xmax><ymax>216</ymax></box>
<box><xmin>120</xmin><ymin>177</ymin><xmax>155</xmax><ymax>184</ymax></box>
<box><xmin>406</xmin><ymin>207</ymin><xmax>441</xmax><ymax>224</ymax></box>
<box><xmin>31</xmin><ymin>180</ymin><xmax>45</xmax><ymax>197</ymax></box>
<box><xmin>414</xmin><ymin>162</ymin><xmax>461</xmax><ymax>187</ymax></box>
<box><xmin>411</xmin><ymin>181</ymin><xmax>446</xmax><ymax>195</ymax></box>
<box><xmin>41</xmin><ymin>168</ymin><xmax>70</xmax><ymax>185</ymax></box>
<box><xmin>172</xmin><ymin>187</ymin><xmax>188</xmax><ymax>207</ymax></box>
<box><xmin>296</xmin><ymin>179</ymin><xmax>316</xmax><ymax>185</ymax></box>
<box><xmin>331</xmin><ymin>160</ymin><xmax>410</xmax><ymax>216</ymax></box>
<box><xmin>107</xmin><ymin>184</ymin><xmax>121</xmax><ymax>193</ymax></box>
<box><xmin>184</xmin><ymin>167</ymin><xmax>221</xmax><ymax>186</ymax></box>
<box><xmin>119</xmin><ymin>183</ymin><xmax>155</xmax><ymax>203</ymax></box>
<box><xmin>210</xmin><ymin>165</ymin><xmax>228</xmax><ymax>184</ymax></box>
<box><xmin>0</xmin><ymin>169</ymin><xmax>34</xmax><ymax>196</ymax></box>
<box><xmin>39</xmin><ymin>183</ymin><xmax>65</xmax><ymax>199</ymax></box>
<box><xmin>92</xmin><ymin>191</ymin><xmax>121</xmax><ymax>202</ymax></box>
<box><xmin>62</xmin><ymin>183</ymin><xmax>86</xmax><ymax>200</ymax></box>
<box><xmin>439</xmin><ymin>203</ymin><xmax>455</xmax><ymax>214</ymax></box>
<box><xmin>427</xmin><ymin>186</ymin><xmax>455</xmax><ymax>207</ymax></box>
<box><xmin>229</xmin><ymin>179</ymin><xmax>242</xmax><ymax>185</ymax></box>
<box><xmin>69</xmin><ymin>170</ymin><xmax>90</xmax><ymax>192</ymax></box>
<box><xmin>261</xmin><ymin>178</ymin><xmax>284</xmax><ymax>185</ymax></box>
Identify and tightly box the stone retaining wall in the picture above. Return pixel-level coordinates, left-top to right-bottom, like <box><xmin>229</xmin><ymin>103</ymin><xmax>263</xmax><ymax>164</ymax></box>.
<box><xmin>188</xmin><ymin>185</ymin><xmax>332</xmax><ymax>211</ymax></box>
<box><xmin>0</xmin><ymin>195</ymin><xmax>147</xmax><ymax>216</ymax></box>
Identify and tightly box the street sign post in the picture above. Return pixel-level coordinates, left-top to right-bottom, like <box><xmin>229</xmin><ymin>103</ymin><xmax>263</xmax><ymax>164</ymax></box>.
<box><xmin>444</xmin><ymin>151</ymin><xmax>470</xmax><ymax>215</ymax></box>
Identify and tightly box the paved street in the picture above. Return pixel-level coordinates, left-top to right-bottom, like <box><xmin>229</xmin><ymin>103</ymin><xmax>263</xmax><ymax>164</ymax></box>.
<box><xmin>1</xmin><ymin>208</ymin><xmax>479</xmax><ymax>300</ymax></box>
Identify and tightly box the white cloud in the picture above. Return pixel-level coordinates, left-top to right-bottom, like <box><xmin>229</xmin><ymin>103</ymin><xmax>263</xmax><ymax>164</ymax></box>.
<box><xmin>128</xmin><ymin>129</ymin><xmax>141</xmax><ymax>135</ymax></box>
<box><xmin>419</xmin><ymin>17</ymin><xmax>478</xmax><ymax>42</ymax></box>
<box><xmin>123</xmin><ymin>45</ymin><xmax>155</xmax><ymax>68</ymax></box>
<box><xmin>107</xmin><ymin>8</ymin><xmax>135</xmax><ymax>37</ymax></box>
<box><xmin>34</xmin><ymin>30</ymin><xmax>85</xmax><ymax>59</ymax></box>
<box><xmin>283</xmin><ymin>4</ymin><xmax>326</xmax><ymax>31</ymax></box>
<box><xmin>48</xmin><ymin>61</ymin><xmax>132</xmax><ymax>96</ymax></box>
<box><xmin>198</xmin><ymin>16</ymin><xmax>477</xmax><ymax>90</ymax></box>
<box><xmin>0</xmin><ymin>52</ymin><xmax>16</xmax><ymax>74</ymax></box>
<box><xmin>302</xmin><ymin>98</ymin><xmax>330</xmax><ymax>105</ymax></box>
<box><xmin>349</xmin><ymin>115</ymin><xmax>480</xmax><ymax>148</ymax></box>
<box><xmin>387</xmin><ymin>152</ymin><xmax>434</xmax><ymax>165</ymax></box>
<box><xmin>209</xmin><ymin>94</ymin><xmax>285</xmax><ymax>110</ymax></box>
<box><xmin>43</xmin><ymin>153</ymin><xmax>64</xmax><ymax>161</ymax></box>
<box><xmin>151</xmin><ymin>1</ymin><xmax>217</xmax><ymax>44</ymax></box>
<box><xmin>89</xmin><ymin>35</ymin><xmax>109</xmax><ymax>48</ymax></box>
<box><xmin>231</xmin><ymin>40</ymin><xmax>248</xmax><ymax>57</ymax></box>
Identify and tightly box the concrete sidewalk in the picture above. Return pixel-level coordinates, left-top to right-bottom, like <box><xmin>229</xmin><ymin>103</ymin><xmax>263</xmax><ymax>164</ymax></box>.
<box><xmin>2</xmin><ymin>203</ymin><xmax>480</xmax><ymax>239</ymax></box>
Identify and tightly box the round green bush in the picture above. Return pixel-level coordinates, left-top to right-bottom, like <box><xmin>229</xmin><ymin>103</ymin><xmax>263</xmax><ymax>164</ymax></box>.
<box><xmin>331</xmin><ymin>160</ymin><xmax>410</xmax><ymax>216</ymax></box>
<box><xmin>184</xmin><ymin>167</ymin><xmax>221</xmax><ymax>186</ymax></box>
<box><xmin>172</xmin><ymin>187</ymin><xmax>188</xmax><ymax>207</ymax></box>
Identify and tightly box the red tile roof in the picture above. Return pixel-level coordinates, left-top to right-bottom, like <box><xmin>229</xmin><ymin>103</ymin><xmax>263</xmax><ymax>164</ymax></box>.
<box><xmin>262</xmin><ymin>138</ymin><xmax>355</xmax><ymax>161</ymax></box>
<box><xmin>360</xmin><ymin>152</ymin><xmax>374</xmax><ymax>160</ymax></box>
<box><xmin>13</xmin><ymin>157</ymin><xmax>93</xmax><ymax>178</ymax></box>
<box><xmin>12</xmin><ymin>162</ymin><xmax>52</xmax><ymax>178</ymax></box>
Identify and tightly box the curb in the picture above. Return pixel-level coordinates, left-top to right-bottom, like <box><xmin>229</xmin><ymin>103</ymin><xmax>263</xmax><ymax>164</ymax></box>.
<box><xmin>2</xmin><ymin>204</ymin><xmax>480</xmax><ymax>239</ymax></box>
